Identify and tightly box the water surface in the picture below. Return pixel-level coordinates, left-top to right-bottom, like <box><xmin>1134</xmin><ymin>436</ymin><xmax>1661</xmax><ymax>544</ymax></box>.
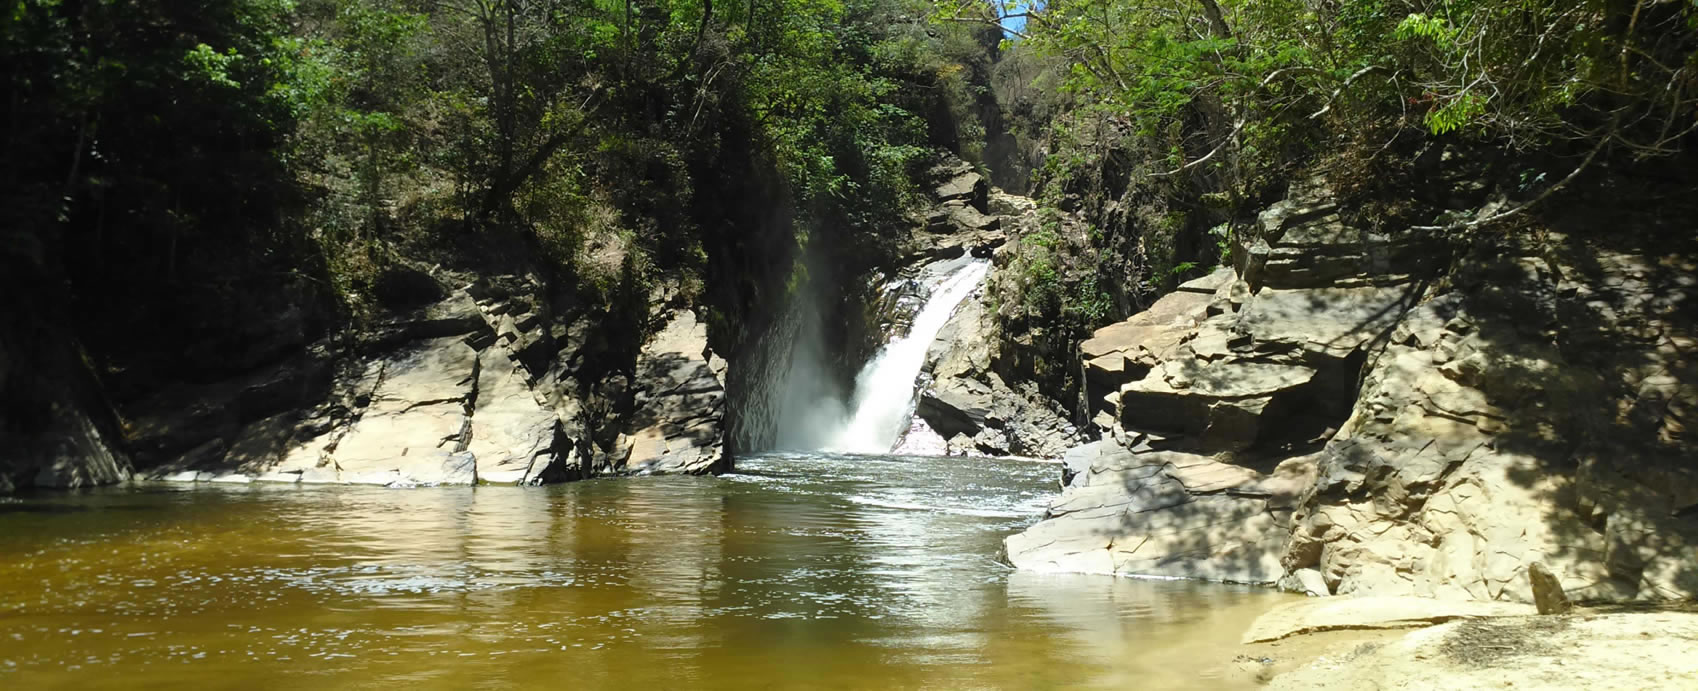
<box><xmin>0</xmin><ymin>453</ymin><xmax>1290</xmax><ymax>689</ymax></box>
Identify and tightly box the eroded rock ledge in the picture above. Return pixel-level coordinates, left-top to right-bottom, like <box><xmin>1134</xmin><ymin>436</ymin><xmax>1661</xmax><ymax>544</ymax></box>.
<box><xmin>1008</xmin><ymin>176</ymin><xmax>1698</xmax><ymax>604</ymax></box>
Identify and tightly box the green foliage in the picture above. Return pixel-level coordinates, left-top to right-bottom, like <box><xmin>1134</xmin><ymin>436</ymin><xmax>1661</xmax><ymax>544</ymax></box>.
<box><xmin>1392</xmin><ymin>13</ymin><xmax>1455</xmax><ymax>43</ymax></box>
<box><xmin>184</xmin><ymin>44</ymin><xmax>242</xmax><ymax>89</ymax></box>
<box><xmin>1004</xmin><ymin>217</ymin><xmax>1113</xmax><ymax>334</ymax></box>
<box><xmin>1</xmin><ymin>0</ymin><xmax>1028</xmax><ymax>374</ymax></box>
<box><xmin>987</xmin><ymin>0</ymin><xmax>1698</xmax><ymax>194</ymax></box>
<box><xmin>1424</xmin><ymin>91</ymin><xmax>1486</xmax><ymax>135</ymax></box>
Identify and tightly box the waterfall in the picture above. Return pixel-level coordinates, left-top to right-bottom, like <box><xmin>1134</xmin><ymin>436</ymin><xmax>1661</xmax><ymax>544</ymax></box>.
<box><xmin>825</xmin><ymin>258</ymin><xmax>989</xmax><ymax>453</ymax></box>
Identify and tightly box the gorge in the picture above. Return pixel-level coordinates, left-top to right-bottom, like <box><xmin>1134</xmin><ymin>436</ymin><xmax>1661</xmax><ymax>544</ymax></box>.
<box><xmin>6</xmin><ymin>0</ymin><xmax>1698</xmax><ymax>687</ymax></box>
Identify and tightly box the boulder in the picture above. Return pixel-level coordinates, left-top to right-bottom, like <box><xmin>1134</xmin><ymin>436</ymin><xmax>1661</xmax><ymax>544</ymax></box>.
<box><xmin>1175</xmin><ymin>266</ymin><xmax>1235</xmax><ymax>295</ymax></box>
<box><xmin>1060</xmin><ymin>441</ymin><xmax>1101</xmax><ymax>487</ymax></box>
<box><xmin>933</xmin><ymin>166</ymin><xmax>988</xmax><ymax>212</ymax></box>
<box><xmin>1280</xmin><ymin>568</ymin><xmax>1330</xmax><ymax>597</ymax></box>
<box><xmin>943</xmin><ymin>202</ymin><xmax>1001</xmax><ymax>232</ymax></box>
<box><xmin>988</xmin><ymin>189</ymin><xmax>1036</xmax><ymax>216</ymax></box>
<box><xmin>1004</xmin><ymin>441</ymin><xmax>1309</xmax><ymax>584</ymax></box>
<box><xmin>1528</xmin><ymin>562</ymin><xmax>1573</xmax><ymax>615</ymax></box>
<box><xmin>917</xmin><ymin>382</ymin><xmax>993</xmax><ymax>438</ymax></box>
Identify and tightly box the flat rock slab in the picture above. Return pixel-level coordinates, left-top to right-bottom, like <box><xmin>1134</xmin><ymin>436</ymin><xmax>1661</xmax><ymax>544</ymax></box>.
<box><xmin>331</xmin><ymin>337</ymin><xmax>478</xmax><ymax>485</ymax></box>
<box><xmin>1243</xmin><ymin>596</ymin><xmax>1536</xmax><ymax>643</ymax></box>
<box><xmin>1082</xmin><ymin>291</ymin><xmax>1211</xmax><ymax>360</ymax></box>
<box><xmin>1165</xmin><ymin>455</ymin><xmax>1263</xmax><ymax>493</ymax></box>
<box><xmin>1125</xmin><ymin>359</ymin><xmax>1316</xmax><ymax>399</ymax></box>
<box><xmin>1268</xmin><ymin>612</ymin><xmax>1698</xmax><ymax>691</ymax></box>
<box><xmin>1176</xmin><ymin>267</ymin><xmax>1236</xmax><ymax>294</ymax></box>
<box><xmin>1006</xmin><ymin>442</ymin><xmax>1297</xmax><ymax>584</ymax></box>
<box><xmin>1236</xmin><ymin>285</ymin><xmax>1417</xmax><ymax>357</ymax></box>
<box><xmin>469</xmin><ymin>348</ymin><xmax>564</xmax><ymax>484</ymax></box>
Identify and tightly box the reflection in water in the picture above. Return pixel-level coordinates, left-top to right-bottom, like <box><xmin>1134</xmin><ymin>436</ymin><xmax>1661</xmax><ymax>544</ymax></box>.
<box><xmin>0</xmin><ymin>453</ymin><xmax>1293</xmax><ymax>689</ymax></box>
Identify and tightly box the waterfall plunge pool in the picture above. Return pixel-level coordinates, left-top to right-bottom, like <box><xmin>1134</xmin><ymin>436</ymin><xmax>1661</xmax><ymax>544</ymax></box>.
<box><xmin>0</xmin><ymin>453</ymin><xmax>1294</xmax><ymax>689</ymax></box>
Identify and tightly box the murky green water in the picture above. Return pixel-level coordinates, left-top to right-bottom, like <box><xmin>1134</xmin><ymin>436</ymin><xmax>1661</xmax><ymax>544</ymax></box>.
<box><xmin>0</xmin><ymin>453</ymin><xmax>1290</xmax><ymax>689</ymax></box>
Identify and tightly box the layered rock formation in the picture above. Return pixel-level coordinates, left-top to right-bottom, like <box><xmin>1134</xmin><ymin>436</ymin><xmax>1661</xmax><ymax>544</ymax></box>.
<box><xmin>121</xmin><ymin>271</ymin><xmax>726</xmax><ymax>487</ymax></box>
<box><xmin>1006</xmin><ymin>441</ymin><xmax>1315</xmax><ymax>582</ymax></box>
<box><xmin>0</xmin><ymin>325</ymin><xmax>133</xmax><ymax>490</ymax></box>
<box><xmin>1008</xmin><ymin>176</ymin><xmax>1698</xmax><ymax>604</ymax></box>
<box><xmin>915</xmin><ymin>283</ymin><xmax>1078</xmax><ymax>458</ymax></box>
<box><xmin>876</xmin><ymin>162</ymin><xmax>1083</xmax><ymax>458</ymax></box>
<box><xmin>904</xmin><ymin>159</ymin><xmax>1008</xmax><ymax>262</ymax></box>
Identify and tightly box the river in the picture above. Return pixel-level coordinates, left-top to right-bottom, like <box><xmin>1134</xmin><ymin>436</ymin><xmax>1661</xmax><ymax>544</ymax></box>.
<box><xmin>0</xmin><ymin>452</ymin><xmax>1290</xmax><ymax>689</ymax></box>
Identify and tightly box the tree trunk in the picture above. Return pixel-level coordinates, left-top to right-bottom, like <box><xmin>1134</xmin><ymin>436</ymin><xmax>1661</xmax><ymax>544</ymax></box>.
<box><xmin>1197</xmin><ymin>0</ymin><xmax>1233</xmax><ymax>40</ymax></box>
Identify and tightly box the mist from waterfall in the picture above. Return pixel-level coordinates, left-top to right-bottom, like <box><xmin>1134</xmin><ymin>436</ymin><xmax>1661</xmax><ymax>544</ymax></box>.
<box><xmin>730</xmin><ymin>282</ymin><xmax>849</xmax><ymax>452</ymax></box>
<box><xmin>768</xmin><ymin>305</ymin><xmax>849</xmax><ymax>450</ymax></box>
<box><xmin>824</xmin><ymin>258</ymin><xmax>989</xmax><ymax>453</ymax></box>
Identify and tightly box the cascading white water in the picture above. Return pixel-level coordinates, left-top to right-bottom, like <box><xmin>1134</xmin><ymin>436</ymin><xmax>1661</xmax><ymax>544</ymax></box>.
<box><xmin>825</xmin><ymin>258</ymin><xmax>989</xmax><ymax>453</ymax></box>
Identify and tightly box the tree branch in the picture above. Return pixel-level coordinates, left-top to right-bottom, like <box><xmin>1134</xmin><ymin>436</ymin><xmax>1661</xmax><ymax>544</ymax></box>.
<box><xmin>1309</xmin><ymin>64</ymin><xmax>1387</xmax><ymax>119</ymax></box>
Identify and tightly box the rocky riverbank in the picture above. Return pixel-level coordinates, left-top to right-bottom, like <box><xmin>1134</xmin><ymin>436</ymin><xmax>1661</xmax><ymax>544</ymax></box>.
<box><xmin>1006</xmin><ymin>172</ymin><xmax>1698</xmax><ymax>604</ymax></box>
<box><xmin>85</xmin><ymin>270</ymin><xmax>730</xmax><ymax>488</ymax></box>
<box><xmin>1221</xmin><ymin>596</ymin><xmax>1698</xmax><ymax>690</ymax></box>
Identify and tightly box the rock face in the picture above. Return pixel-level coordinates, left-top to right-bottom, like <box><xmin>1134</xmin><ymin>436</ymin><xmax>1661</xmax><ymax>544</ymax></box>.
<box><xmin>0</xmin><ymin>326</ymin><xmax>134</xmax><ymax>491</ymax></box>
<box><xmin>326</xmin><ymin>337</ymin><xmax>481</xmax><ymax>485</ymax></box>
<box><xmin>1281</xmin><ymin>243</ymin><xmax>1698</xmax><ymax>603</ymax></box>
<box><xmin>132</xmin><ymin>282</ymin><xmax>576</xmax><ymax>486</ymax></box>
<box><xmin>469</xmin><ymin>348</ymin><xmax>569</xmax><ymax>484</ymax></box>
<box><xmin>618</xmin><ymin>310</ymin><xmax>727</xmax><ymax>475</ymax></box>
<box><xmin>907</xmin><ymin>158</ymin><xmax>1007</xmax><ymax>261</ymax></box>
<box><xmin>912</xmin><ymin>261</ymin><xmax>1078</xmax><ymax>458</ymax></box>
<box><xmin>1007</xmin><ymin>175</ymin><xmax>1698</xmax><ymax>604</ymax></box>
<box><xmin>25</xmin><ymin>401</ymin><xmax>132</xmax><ymax>489</ymax></box>
<box><xmin>122</xmin><ymin>270</ymin><xmax>729</xmax><ymax>487</ymax></box>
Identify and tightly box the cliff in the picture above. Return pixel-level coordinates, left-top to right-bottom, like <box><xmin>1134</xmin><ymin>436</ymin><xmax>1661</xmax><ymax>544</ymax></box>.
<box><xmin>1007</xmin><ymin>171</ymin><xmax>1698</xmax><ymax>604</ymax></box>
